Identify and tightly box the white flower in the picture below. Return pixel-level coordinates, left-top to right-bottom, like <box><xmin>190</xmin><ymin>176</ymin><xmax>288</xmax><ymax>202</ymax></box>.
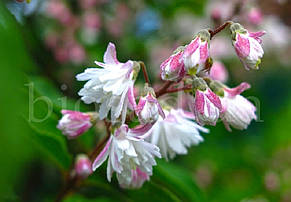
<box><xmin>221</xmin><ymin>82</ymin><xmax>257</xmax><ymax>130</ymax></box>
<box><xmin>147</xmin><ymin>108</ymin><xmax>209</xmax><ymax>160</ymax></box>
<box><xmin>92</xmin><ymin>124</ymin><xmax>161</xmax><ymax>189</ymax></box>
<box><xmin>76</xmin><ymin>42</ymin><xmax>137</xmax><ymax>123</ymax></box>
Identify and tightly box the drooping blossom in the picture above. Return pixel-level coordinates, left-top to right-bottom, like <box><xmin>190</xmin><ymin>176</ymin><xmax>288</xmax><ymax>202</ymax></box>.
<box><xmin>136</xmin><ymin>86</ymin><xmax>165</xmax><ymax>125</ymax></box>
<box><xmin>160</xmin><ymin>49</ymin><xmax>186</xmax><ymax>82</ymax></box>
<box><xmin>147</xmin><ymin>108</ymin><xmax>208</xmax><ymax>160</ymax></box>
<box><xmin>209</xmin><ymin>61</ymin><xmax>228</xmax><ymax>83</ymax></box>
<box><xmin>76</xmin><ymin>42</ymin><xmax>138</xmax><ymax>123</ymax></box>
<box><xmin>92</xmin><ymin>124</ymin><xmax>161</xmax><ymax>188</ymax></box>
<box><xmin>220</xmin><ymin>82</ymin><xmax>257</xmax><ymax>131</ymax></box>
<box><xmin>230</xmin><ymin>23</ymin><xmax>265</xmax><ymax>70</ymax></box>
<box><xmin>190</xmin><ymin>88</ymin><xmax>222</xmax><ymax>126</ymax></box>
<box><xmin>183</xmin><ymin>29</ymin><xmax>211</xmax><ymax>74</ymax></box>
<box><xmin>75</xmin><ymin>154</ymin><xmax>92</xmax><ymax>178</ymax></box>
<box><xmin>57</xmin><ymin>110</ymin><xmax>93</xmax><ymax>139</ymax></box>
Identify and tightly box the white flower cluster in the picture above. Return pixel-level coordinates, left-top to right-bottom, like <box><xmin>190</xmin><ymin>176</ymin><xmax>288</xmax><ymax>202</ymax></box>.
<box><xmin>57</xmin><ymin>22</ymin><xmax>264</xmax><ymax>189</ymax></box>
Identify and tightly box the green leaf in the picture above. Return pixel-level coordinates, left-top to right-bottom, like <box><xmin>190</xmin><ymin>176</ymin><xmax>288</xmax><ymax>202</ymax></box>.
<box><xmin>25</xmin><ymin>107</ymin><xmax>72</xmax><ymax>170</ymax></box>
<box><xmin>152</xmin><ymin>160</ymin><xmax>205</xmax><ymax>202</ymax></box>
<box><xmin>64</xmin><ymin>194</ymin><xmax>115</xmax><ymax>202</ymax></box>
<box><xmin>28</xmin><ymin>76</ymin><xmax>88</xmax><ymax>112</ymax></box>
<box><xmin>22</xmin><ymin>78</ymin><xmax>72</xmax><ymax>169</ymax></box>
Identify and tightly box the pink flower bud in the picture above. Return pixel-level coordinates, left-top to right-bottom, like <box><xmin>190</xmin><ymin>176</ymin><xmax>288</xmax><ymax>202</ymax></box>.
<box><xmin>136</xmin><ymin>92</ymin><xmax>165</xmax><ymax>124</ymax></box>
<box><xmin>221</xmin><ymin>82</ymin><xmax>257</xmax><ymax>131</ymax></box>
<box><xmin>160</xmin><ymin>50</ymin><xmax>185</xmax><ymax>82</ymax></box>
<box><xmin>191</xmin><ymin>88</ymin><xmax>222</xmax><ymax>126</ymax></box>
<box><xmin>75</xmin><ymin>154</ymin><xmax>92</xmax><ymax>178</ymax></box>
<box><xmin>183</xmin><ymin>30</ymin><xmax>210</xmax><ymax>74</ymax></box>
<box><xmin>230</xmin><ymin>23</ymin><xmax>265</xmax><ymax>70</ymax></box>
<box><xmin>247</xmin><ymin>8</ymin><xmax>263</xmax><ymax>25</ymax></box>
<box><xmin>57</xmin><ymin>110</ymin><xmax>93</xmax><ymax>139</ymax></box>
<box><xmin>209</xmin><ymin>61</ymin><xmax>228</xmax><ymax>83</ymax></box>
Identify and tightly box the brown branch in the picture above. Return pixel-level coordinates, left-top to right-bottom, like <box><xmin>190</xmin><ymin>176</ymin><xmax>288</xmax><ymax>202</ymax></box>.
<box><xmin>164</xmin><ymin>85</ymin><xmax>192</xmax><ymax>94</ymax></box>
<box><xmin>209</xmin><ymin>21</ymin><xmax>232</xmax><ymax>39</ymax></box>
<box><xmin>89</xmin><ymin>120</ymin><xmax>111</xmax><ymax>161</ymax></box>
<box><xmin>139</xmin><ymin>61</ymin><xmax>150</xmax><ymax>84</ymax></box>
<box><xmin>55</xmin><ymin>120</ymin><xmax>111</xmax><ymax>202</ymax></box>
<box><xmin>155</xmin><ymin>81</ymin><xmax>174</xmax><ymax>98</ymax></box>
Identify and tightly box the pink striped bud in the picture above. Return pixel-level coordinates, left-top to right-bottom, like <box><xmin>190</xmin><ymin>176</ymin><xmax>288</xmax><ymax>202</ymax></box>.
<box><xmin>183</xmin><ymin>30</ymin><xmax>210</xmax><ymax>74</ymax></box>
<box><xmin>160</xmin><ymin>49</ymin><xmax>185</xmax><ymax>82</ymax></box>
<box><xmin>230</xmin><ymin>23</ymin><xmax>265</xmax><ymax>70</ymax></box>
<box><xmin>75</xmin><ymin>154</ymin><xmax>92</xmax><ymax>178</ymax></box>
<box><xmin>57</xmin><ymin>110</ymin><xmax>94</xmax><ymax>139</ymax></box>
<box><xmin>191</xmin><ymin>88</ymin><xmax>222</xmax><ymax>126</ymax></box>
<box><xmin>136</xmin><ymin>86</ymin><xmax>165</xmax><ymax>124</ymax></box>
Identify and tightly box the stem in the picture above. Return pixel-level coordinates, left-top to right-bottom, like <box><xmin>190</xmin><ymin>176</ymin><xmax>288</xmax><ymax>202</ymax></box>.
<box><xmin>155</xmin><ymin>81</ymin><xmax>174</xmax><ymax>98</ymax></box>
<box><xmin>209</xmin><ymin>21</ymin><xmax>232</xmax><ymax>39</ymax></box>
<box><xmin>139</xmin><ymin>61</ymin><xmax>150</xmax><ymax>84</ymax></box>
<box><xmin>89</xmin><ymin>120</ymin><xmax>111</xmax><ymax>161</ymax></box>
<box><xmin>55</xmin><ymin>121</ymin><xmax>111</xmax><ymax>202</ymax></box>
<box><xmin>164</xmin><ymin>85</ymin><xmax>192</xmax><ymax>94</ymax></box>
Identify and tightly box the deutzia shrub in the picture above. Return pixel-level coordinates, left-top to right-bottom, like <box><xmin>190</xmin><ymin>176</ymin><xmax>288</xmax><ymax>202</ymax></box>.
<box><xmin>57</xmin><ymin>21</ymin><xmax>264</xmax><ymax>190</ymax></box>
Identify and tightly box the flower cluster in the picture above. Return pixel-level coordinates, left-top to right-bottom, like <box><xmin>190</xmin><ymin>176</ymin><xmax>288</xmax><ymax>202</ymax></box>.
<box><xmin>57</xmin><ymin>21</ymin><xmax>264</xmax><ymax>189</ymax></box>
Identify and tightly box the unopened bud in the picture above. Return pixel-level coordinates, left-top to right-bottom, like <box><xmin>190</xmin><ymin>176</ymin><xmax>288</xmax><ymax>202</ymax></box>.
<box><xmin>75</xmin><ymin>154</ymin><xmax>92</xmax><ymax>178</ymax></box>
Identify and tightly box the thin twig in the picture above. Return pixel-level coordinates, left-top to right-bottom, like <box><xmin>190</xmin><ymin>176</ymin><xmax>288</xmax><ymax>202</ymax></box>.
<box><xmin>55</xmin><ymin>120</ymin><xmax>111</xmax><ymax>202</ymax></box>
<box><xmin>164</xmin><ymin>85</ymin><xmax>192</xmax><ymax>94</ymax></box>
<box><xmin>155</xmin><ymin>81</ymin><xmax>174</xmax><ymax>98</ymax></box>
<box><xmin>209</xmin><ymin>21</ymin><xmax>232</xmax><ymax>39</ymax></box>
<box><xmin>139</xmin><ymin>61</ymin><xmax>150</xmax><ymax>84</ymax></box>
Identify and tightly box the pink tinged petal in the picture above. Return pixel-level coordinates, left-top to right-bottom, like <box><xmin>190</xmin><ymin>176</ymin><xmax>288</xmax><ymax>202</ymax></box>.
<box><xmin>61</xmin><ymin>110</ymin><xmax>90</xmax><ymax>121</ymax></box>
<box><xmin>136</xmin><ymin>98</ymin><xmax>146</xmax><ymax>115</ymax></box>
<box><xmin>160</xmin><ymin>56</ymin><xmax>172</xmax><ymax>70</ymax></box>
<box><xmin>94</xmin><ymin>61</ymin><xmax>110</xmax><ymax>68</ymax></box>
<box><xmin>235</xmin><ymin>34</ymin><xmax>250</xmax><ymax>58</ymax></box>
<box><xmin>169</xmin><ymin>52</ymin><xmax>183</xmax><ymax>72</ymax></box>
<box><xmin>195</xmin><ymin>90</ymin><xmax>205</xmax><ymax>115</ymax></box>
<box><xmin>205</xmin><ymin>89</ymin><xmax>222</xmax><ymax>111</ymax></box>
<box><xmin>184</xmin><ymin>37</ymin><xmax>200</xmax><ymax>57</ymax></box>
<box><xmin>104</xmin><ymin>42</ymin><xmax>119</xmax><ymax>64</ymax></box>
<box><xmin>75</xmin><ymin>123</ymin><xmax>92</xmax><ymax>136</ymax></box>
<box><xmin>157</xmin><ymin>102</ymin><xmax>165</xmax><ymax>119</ymax></box>
<box><xmin>180</xmin><ymin>109</ymin><xmax>195</xmax><ymax>120</ymax></box>
<box><xmin>224</xmin><ymin>82</ymin><xmax>251</xmax><ymax>97</ymax></box>
<box><xmin>92</xmin><ymin>136</ymin><xmax>112</xmax><ymax>171</ymax></box>
<box><xmin>249</xmin><ymin>31</ymin><xmax>266</xmax><ymax>44</ymax></box>
<box><xmin>199</xmin><ymin>42</ymin><xmax>209</xmax><ymax>63</ymax></box>
<box><xmin>127</xmin><ymin>84</ymin><xmax>137</xmax><ymax>110</ymax></box>
<box><xmin>146</xmin><ymin>93</ymin><xmax>157</xmax><ymax>103</ymax></box>
<box><xmin>129</xmin><ymin>124</ymin><xmax>154</xmax><ymax>139</ymax></box>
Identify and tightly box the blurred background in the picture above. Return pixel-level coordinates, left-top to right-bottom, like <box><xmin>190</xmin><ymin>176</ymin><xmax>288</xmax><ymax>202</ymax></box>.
<box><xmin>0</xmin><ymin>0</ymin><xmax>291</xmax><ymax>201</ymax></box>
